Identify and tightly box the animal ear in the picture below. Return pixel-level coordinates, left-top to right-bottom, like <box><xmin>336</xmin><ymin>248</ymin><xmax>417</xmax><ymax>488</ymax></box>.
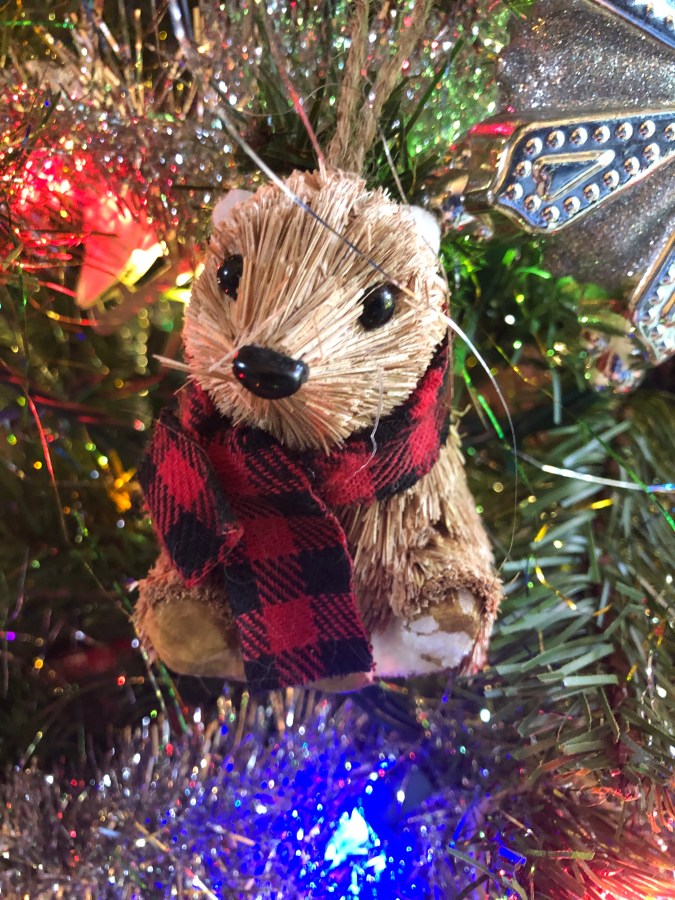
<box><xmin>212</xmin><ymin>189</ymin><xmax>254</xmax><ymax>231</ymax></box>
<box><xmin>408</xmin><ymin>205</ymin><xmax>442</xmax><ymax>255</ymax></box>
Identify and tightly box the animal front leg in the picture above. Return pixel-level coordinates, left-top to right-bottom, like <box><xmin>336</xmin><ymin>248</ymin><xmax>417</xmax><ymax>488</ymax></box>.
<box><xmin>134</xmin><ymin>549</ymin><xmax>245</xmax><ymax>679</ymax></box>
<box><xmin>339</xmin><ymin>435</ymin><xmax>501</xmax><ymax>679</ymax></box>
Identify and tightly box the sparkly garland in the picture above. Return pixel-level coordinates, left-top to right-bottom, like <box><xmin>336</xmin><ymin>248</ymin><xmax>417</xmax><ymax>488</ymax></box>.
<box><xmin>2</xmin><ymin>687</ymin><xmax>672</xmax><ymax>899</ymax></box>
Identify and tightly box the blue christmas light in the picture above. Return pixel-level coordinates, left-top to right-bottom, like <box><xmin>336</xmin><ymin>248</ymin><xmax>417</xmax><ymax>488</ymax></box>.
<box><xmin>325</xmin><ymin>808</ymin><xmax>373</xmax><ymax>868</ymax></box>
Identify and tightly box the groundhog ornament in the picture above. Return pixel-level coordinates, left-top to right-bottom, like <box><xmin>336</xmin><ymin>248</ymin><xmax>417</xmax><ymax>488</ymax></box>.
<box><xmin>134</xmin><ymin>2</ymin><xmax>500</xmax><ymax>689</ymax></box>
<box><xmin>134</xmin><ymin>167</ymin><xmax>501</xmax><ymax>690</ymax></box>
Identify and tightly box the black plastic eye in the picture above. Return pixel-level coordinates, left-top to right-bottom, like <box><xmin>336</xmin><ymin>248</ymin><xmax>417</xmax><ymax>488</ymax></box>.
<box><xmin>216</xmin><ymin>254</ymin><xmax>243</xmax><ymax>299</ymax></box>
<box><xmin>358</xmin><ymin>283</ymin><xmax>397</xmax><ymax>329</ymax></box>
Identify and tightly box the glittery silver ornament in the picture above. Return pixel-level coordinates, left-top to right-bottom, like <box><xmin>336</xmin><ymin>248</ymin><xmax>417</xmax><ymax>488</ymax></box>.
<box><xmin>495</xmin><ymin>0</ymin><xmax>675</xmax><ymax>391</ymax></box>
<box><xmin>422</xmin><ymin>0</ymin><xmax>675</xmax><ymax>391</ymax></box>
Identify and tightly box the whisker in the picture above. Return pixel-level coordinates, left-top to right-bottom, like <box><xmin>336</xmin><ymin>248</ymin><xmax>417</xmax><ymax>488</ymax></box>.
<box><xmin>153</xmin><ymin>355</ymin><xmax>191</xmax><ymax>372</ymax></box>
<box><xmin>378</xmin><ymin>124</ymin><xmax>408</xmax><ymax>204</ymax></box>
<box><xmin>159</xmin><ymin>363</ymin><xmax>236</xmax><ymax>387</ymax></box>
<box><xmin>354</xmin><ymin>366</ymin><xmax>384</xmax><ymax>477</ymax></box>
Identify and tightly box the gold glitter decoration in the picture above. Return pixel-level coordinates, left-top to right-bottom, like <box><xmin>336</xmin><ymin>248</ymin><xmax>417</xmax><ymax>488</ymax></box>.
<box><xmin>1</xmin><ymin>1</ymin><xmax>504</xmax><ymax>263</ymax></box>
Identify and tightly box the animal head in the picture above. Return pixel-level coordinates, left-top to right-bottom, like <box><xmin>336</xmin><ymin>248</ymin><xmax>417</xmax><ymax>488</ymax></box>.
<box><xmin>183</xmin><ymin>169</ymin><xmax>448</xmax><ymax>452</ymax></box>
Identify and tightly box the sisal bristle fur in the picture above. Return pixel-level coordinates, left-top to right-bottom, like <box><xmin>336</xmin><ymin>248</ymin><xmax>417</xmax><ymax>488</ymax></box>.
<box><xmin>184</xmin><ymin>169</ymin><xmax>447</xmax><ymax>452</ymax></box>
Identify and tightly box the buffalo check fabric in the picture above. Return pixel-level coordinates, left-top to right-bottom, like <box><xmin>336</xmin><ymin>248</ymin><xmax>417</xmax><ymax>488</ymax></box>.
<box><xmin>306</xmin><ymin>337</ymin><xmax>450</xmax><ymax>508</ymax></box>
<box><xmin>139</xmin><ymin>338</ymin><xmax>449</xmax><ymax>690</ymax></box>
<box><xmin>138</xmin><ymin>409</ymin><xmax>243</xmax><ymax>585</ymax></box>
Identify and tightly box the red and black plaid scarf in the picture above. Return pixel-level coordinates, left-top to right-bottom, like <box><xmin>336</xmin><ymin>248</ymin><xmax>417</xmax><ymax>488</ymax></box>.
<box><xmin>139</xmin><ymin>338</ymin><xmax>449</xmax><ymax>690</ymax></box>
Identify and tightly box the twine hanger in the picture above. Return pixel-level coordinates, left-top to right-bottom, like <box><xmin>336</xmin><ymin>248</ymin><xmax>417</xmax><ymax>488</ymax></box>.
<box><xmin>322</xmin><ymin>0</ymin><xmax>434</xmax><ymax>173</ymax></box>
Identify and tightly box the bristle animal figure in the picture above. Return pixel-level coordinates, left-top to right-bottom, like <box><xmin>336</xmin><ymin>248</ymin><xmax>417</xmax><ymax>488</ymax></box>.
<box><xmin>135</xmin><ymin>169</ymin><xmax>500</xmax><ymax>690</ymax></box>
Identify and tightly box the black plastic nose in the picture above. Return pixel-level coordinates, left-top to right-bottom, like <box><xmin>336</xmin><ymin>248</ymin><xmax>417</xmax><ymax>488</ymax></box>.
<box><xmin>232</xmin><ymin>345</ymin><xmax>309</xmax><ymax>400</ymax></box>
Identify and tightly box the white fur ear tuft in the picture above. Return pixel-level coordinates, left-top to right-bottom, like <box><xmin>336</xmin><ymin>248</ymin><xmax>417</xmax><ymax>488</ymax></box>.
<box><xmin>408</xmin><ymin>205</ymin><xmax>442</xmax><ymax>255</ymax></box>
<box><xmin>212</xmin><ymin>190</ymin><xmax>254</xmax><ymax>230</ymax></box>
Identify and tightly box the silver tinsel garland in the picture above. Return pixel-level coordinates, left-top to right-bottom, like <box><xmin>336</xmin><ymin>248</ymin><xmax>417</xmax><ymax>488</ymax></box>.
<box><xmin>0</xmin><ymin>688</ymin><xmax>522</xmax><ymax>898</ymax></box>
<box><xmin>2</xmin><ymin>686</ymin><xmax>671</xmax><ymax>898</ymax></box>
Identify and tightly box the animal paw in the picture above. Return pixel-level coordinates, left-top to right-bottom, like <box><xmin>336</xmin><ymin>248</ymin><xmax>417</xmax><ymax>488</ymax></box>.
<box><xmin>370</xmin><ymin>588</ymin><xmax>479</xmax><ymax>678</ymax></box>
<box><xmin>134</xmin><ymin>551</ymin><xmax>245</xmax><ymax>680</ymax></box>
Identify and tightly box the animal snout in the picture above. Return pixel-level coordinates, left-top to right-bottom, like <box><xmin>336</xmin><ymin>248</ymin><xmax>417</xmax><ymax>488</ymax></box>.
<box><xmin>232</xmin><ymin>345</ymin><xmax>309</xmax><ymax>400</ymax></box>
